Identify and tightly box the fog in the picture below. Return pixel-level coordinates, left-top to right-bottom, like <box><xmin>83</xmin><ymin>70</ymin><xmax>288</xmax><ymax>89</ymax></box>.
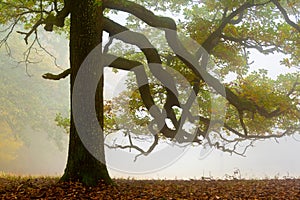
<box><xmin>2</xmin><ymin>121</ymin><xmax>300</xmax><ymax>179</ymax></box>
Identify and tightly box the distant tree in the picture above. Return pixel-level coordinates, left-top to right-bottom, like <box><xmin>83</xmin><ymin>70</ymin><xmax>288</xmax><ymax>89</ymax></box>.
<box><xmin>0</xmin><ymin>0</ymin><xmax>299</xmax><ymax>186</ymax></box>
<box><xmin>0</xmin><ymin>34</ymin><xmax>69</xmax><ymax>152</ymax></box>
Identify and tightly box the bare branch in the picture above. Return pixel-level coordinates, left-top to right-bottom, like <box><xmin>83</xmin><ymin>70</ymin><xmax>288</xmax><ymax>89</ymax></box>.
<box><xmin>17</xmin><ymin>19</ymin><xmax>44</xmax><ymax>45</ymax></box>
<box><xmin>0</xmin><ymin>20</ymin><xmax>20</xmax><ymax>57</ymax></box>
<box><xmin>105</xmin><ymin>134</ymin><xmax>159</xmax><ymax>162</ymax></box>
<box><xmin>36</xmin><ymin>34</ymin><xmax>62</xmax><ymax>69</ymax></box>
<box><xmin>16</xmin><ymin>31</ymin><xmax>42</xmax><ymax>76</ymax></box>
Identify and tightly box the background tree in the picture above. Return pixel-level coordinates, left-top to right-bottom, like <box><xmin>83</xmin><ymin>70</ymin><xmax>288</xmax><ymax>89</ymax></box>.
<box><xmin>0</xmin><ymin>0</ymin><xmax>299</xmax><ymax>186</ymax></box>
<box><xmin>0</xmin><ymin>33</ymin><xmax>68</xmax><ymax>151</ymax></box>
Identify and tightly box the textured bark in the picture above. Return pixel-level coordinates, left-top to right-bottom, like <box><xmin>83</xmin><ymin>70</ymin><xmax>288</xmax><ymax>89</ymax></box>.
<box><xmin>60</xmin><ymin>0</ymin><xmax>112</xmax><ymax>186</ymax></box>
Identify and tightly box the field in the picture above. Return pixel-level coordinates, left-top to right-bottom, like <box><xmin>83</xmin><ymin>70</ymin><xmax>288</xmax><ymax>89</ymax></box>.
<box><xmin>0</xmin><ymin>175</ymin><xmax>300</xmax><ymax>199</ymax></box>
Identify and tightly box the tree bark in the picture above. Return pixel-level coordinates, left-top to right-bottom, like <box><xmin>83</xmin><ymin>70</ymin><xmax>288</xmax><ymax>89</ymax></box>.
<box><xmin>60</xmin><ymin>0</ymin><xmax>112</xmax><ymax>186</ymax></box>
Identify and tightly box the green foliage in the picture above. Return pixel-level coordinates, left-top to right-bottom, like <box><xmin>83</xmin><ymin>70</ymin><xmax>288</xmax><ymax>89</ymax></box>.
<box><xmin>0</xmin><ymin>0</ymin><xmax>69</xmax><ymax>36</ymax></box>
<box><xmin>55</xmin><ymin>113</ymin><xmax>70</xmax><ymax>134</ymax></box>
<box><xmin>225</xmin><ymin>71</ymin><xmax>299</xmax><ymax>135</ymax></box>
<box><xmin>184</xmin><ymin>0</ymin><xmax>300</xmax><ymax>78</ymax></box>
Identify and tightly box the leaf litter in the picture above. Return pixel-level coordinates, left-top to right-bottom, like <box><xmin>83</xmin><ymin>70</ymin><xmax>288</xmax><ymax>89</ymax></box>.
<box><xmin>1</xmin><ymin>177</ymin><xmax>300</xmax><ymax>199</ymax></box>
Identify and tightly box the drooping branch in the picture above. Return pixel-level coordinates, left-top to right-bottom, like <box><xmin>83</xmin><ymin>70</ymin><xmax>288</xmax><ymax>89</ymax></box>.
<box><xmin>103</xmin><ymin>17</ymin><xmax>181</xmax><ymax>129</ymax></box>
<box><xmin>0</xmin><ymin>17</ymin><xmax>21</xmax><ymax>56</ymax></box>
<box><xmin>17</xmin><ymin>31</ymin><xmax>43</xmax><ymax>76</ymax></box>
<box><xmin>102</xmin><ymin>52</ymin><xmax>204</xmax><ymax>144</ymax></box>
<box><xmin>103</xmin><ymin>18</ymin><xmax>179</xmax><ymax>100</ymax></box>
<box><xmin>104</xmin><ymin>54</ymin><xmax>193</xmax><ymax>142</ymax></box>
<box><xmin>102</xmin><ymin>53</ymin><xmax>168</xmax><ymax>128</ymax></box>
<box><xmin>104</xmin><ymin>0</ymin><xmax>248</xmax><ymax>111</ymax></box>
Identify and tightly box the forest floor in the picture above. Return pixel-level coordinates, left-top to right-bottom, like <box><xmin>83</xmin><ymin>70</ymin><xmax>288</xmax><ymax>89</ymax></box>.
<box><xmin>0</xmin><ymin>175</ymin><xmax>299</xmax><ymax>199</ymax></box>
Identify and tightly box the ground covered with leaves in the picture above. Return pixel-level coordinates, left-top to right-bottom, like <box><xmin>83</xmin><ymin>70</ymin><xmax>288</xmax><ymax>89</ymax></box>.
<box><xmin>0</xmin><ymin>176</ymin><xmax>300</xmax><ymax>199</ymax></box>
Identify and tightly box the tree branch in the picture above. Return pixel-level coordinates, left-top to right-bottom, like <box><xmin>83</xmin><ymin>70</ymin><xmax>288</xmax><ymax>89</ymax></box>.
<box><xmin>105</xmin><ymin>53</ymin><xmax>201</xmax><ymax>143</ymax></box>
<box><xmin>200</xmin><ymin>2</ymin><xmax>253</xmax><ymax>54</ymax></box>
<box><xmin>42</xmin><ymin>68</ymin><xmax>71</xmax><ymax>80</ymax></box>
<box><xmin>105</xmin><ymin>134</ymin><xmax>159</xmax><ymax>162</ymax></box>
<box><xmin>0</xmin><ymin>17</ymin><xmax>21</xmax><ymax>56</ymax></box>
<box><xmin>103</xmin><ymin>0</ymin><xmax>176</xmax><ymax>30</ymax></box>
<box><xmin>103</xmin><ymin>17</ymin><xmax>181</xmax><ymax>129</ymax></box>
<box><xmin>271</xmin><ymin>0</ymin><xmax>300</xmax><ymax>33</ymax></box>
<box><xmin>44</xmin><ymin>0</ymin><xmax>70</xmax><ymax>31</ymax></box>
<box><xmin>220</xmin><ymin>34</ymin><xmax>284</xmax><ymax>54</ymax></box>
<box><xmin>229</xmin><ymin>12</ymin><xmax>244</xmax><ymax>25</ymax></box>
<box><xmin>17</xmin><ymin>19</ymin><xmax>44</xmax><ymax>45</ymax></box>
<box><xmin>238</xmin><ymin>110</ymin><xmax>248</xmax><ymax>136</ymax></box>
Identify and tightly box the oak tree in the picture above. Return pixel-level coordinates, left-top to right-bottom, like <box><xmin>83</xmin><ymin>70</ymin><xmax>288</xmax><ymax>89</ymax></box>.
<box><xmin>0</xmin><ymin>0</ymin><xmax>299</xmax><ymax>186</ymax></box>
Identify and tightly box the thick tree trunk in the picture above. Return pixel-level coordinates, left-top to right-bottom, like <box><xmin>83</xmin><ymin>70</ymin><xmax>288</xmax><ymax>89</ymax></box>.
<box><xmin>60</xmin><ymin>0</ymin><xmax>112</xmax><ymax>186</ymax></box>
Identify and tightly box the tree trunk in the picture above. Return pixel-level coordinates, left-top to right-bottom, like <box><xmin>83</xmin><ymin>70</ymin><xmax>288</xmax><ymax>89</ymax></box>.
<box><xmin>60</xmin><ymin>0</ymin><xmax>112</xmax><ymax>186</ymax></box>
